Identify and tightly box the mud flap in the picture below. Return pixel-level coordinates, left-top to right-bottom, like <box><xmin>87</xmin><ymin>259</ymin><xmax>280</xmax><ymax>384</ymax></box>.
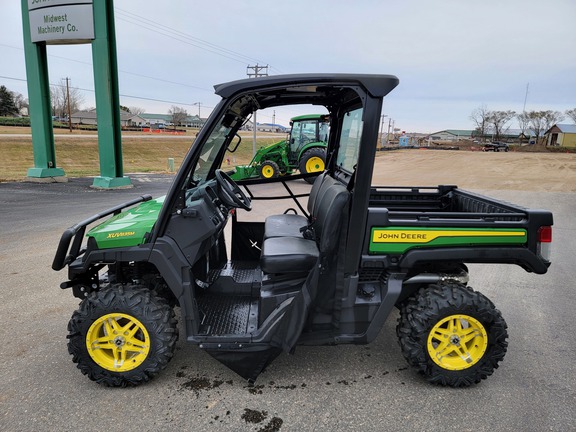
<box><xmin>204</xmin><ymin>347</ymin><xmax>282</xmax><ymax>383</ymax></box>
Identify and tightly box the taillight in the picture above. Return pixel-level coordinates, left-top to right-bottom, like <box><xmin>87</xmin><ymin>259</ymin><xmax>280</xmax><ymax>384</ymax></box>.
<box><xmin>537</xmin><ymin>226</ymin><xmax>552</xmax><ymax>261</ymax></box>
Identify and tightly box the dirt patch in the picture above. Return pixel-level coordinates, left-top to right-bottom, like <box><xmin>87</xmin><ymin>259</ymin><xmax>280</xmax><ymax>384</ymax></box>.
<box><xmin>241</xmin><ymin>409</ymin><xmax>284</xmax><ymax>432</ymax></box>
<box><xmin>372</xmin><ymin>150</ymin><xmax>576</xmax><ymax>192</ymax></box>
<box><xmin>242</xmin><ymin>408</ymin><xmax>268</xmax><ymax>424</ymax></box>
<box><xmin>179</xmin><ymin>375</ymin><xmax>227</xmax><ymax>397</ymax></box>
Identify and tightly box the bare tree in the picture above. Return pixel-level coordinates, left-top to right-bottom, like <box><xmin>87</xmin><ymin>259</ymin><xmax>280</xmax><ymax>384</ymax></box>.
<box><xmin>10</xmin><ymin>91</ymin><xmax>29</xmax><ymax>114</ymax></box>
<box><xmin>487</xmin><ymin>110</ymin><xmax>515</xmax><ymax>141</ymax></box>
<box><xmin>168</xmin><ymin>105</ymin><xmax>188</xmax><ymax>129</ymax></box>
<box><xmin>566</xmin><ymin>108</ymin><xmax>576</xmax><ymax>124</ymax></box>
<box><xmin>527</xmin><ymin>110</ymin><xmax>565</xmax><ymax>144</ymax></box>
<box><xmin>470</xmin><ymin>104</ymin><xmax>490</xmax><ymax>139</ymax></box>
<box><xmin>129</xmin><ymin>106</ymin><xmax>145</xmax><ymax>116</ymax></box>
<box><xmin>517</xmin><ymin>111</ymin><xmax>531</xmax><ymax>143</ymax></box>
<box><xmin>50</xmin><ymin>78</ymin><xmax>85</xmax><ymax>119</ymax></box>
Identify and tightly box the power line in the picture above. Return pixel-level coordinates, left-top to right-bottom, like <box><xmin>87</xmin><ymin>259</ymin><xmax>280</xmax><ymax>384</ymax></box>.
<box><xmin>0</xmin><ymin>75</ymin><xmax>27</xmax><ymax>83</ymax></box>
<box><xmin>114</xmin><ymin>8</ymin><xmax>284</xmax><ymax>74</ymax></box>
<box><xmin>0</xmin><ymin>43</ymin><xmax>212</xmax><ymax>92</ymax></box>
<box><xmin>115</xmin><ymin>15</ymin><xmax>249</xmax><ymax>66</ymax></box>
<box><xmin>0</xmin><ymin>74</ymin><xmax>215</xmax><ymax>109</ymax></box>
<box><xmin>115</xmin><ymin>8</ymin><xmax>265</xmax><ymax>65</ymax></box>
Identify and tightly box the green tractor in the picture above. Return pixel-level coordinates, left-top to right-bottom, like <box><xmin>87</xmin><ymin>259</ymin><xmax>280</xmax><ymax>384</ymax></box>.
<box><xmin>230</xmin><ymin>114</ymin><xmax>328</xmax><ymax>183</ymax></box>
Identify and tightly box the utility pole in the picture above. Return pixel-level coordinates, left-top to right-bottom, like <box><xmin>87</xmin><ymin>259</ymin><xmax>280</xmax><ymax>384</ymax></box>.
<box><xmin>379</xmin><ymin>114</ymin><xmax>388</xmax><ymax>149</ymax></box>
<box><xmin>246</xmin><ymin>64</ymin><xmax>269</xmax><ymax>156</ymax></box>
<box><xmin>66</xmin><ymin>77</ymin><xmax>72</xmax><ymax>133</ymax></box>
<box><xmin>193</xmin><ymin>101</ymin><xmax>202</xmax><ymax>118</ymax></box>
<box><xmin>386</xmin><ymin>118</ymin><xmax>392</xmax><ymax>145</ymax></box>
<box><xmin>272</xmin><ymin>110</ymin><xmax>275</xmax><ymax>126</ymax></box>
<box><xmin>522</xmin><ymin>83</ymin><xmax>529</xmax><ymax>113</ymax></box>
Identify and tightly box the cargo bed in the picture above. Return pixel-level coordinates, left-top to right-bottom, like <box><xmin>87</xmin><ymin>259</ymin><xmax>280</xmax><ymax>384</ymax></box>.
<box><xmin>363</xmin><ymin>185</ymin><xmax>553</xmax><ymax>274</ymax></box>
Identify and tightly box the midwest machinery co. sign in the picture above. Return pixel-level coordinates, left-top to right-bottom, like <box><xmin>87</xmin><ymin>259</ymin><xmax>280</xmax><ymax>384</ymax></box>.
<box><xmin>28</xmin><ymin>0</ymin><xmax>94</xmax><ymax>44</ymax></box>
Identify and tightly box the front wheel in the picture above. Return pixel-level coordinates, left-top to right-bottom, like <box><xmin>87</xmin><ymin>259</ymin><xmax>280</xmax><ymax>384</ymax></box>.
<box><xmin>260</xmin><ymin>160</ymin><xmax>280</xmax><ymax>179</ymax></box>
<box><xmin>396</xmin><ymin>284</ymin><xmax>508</xmax><ymax>387</ymax></box>
<box><xmin>67</xmin><ymin>285</ymin><xmax>178</xmax><ymax>387</ymax></box>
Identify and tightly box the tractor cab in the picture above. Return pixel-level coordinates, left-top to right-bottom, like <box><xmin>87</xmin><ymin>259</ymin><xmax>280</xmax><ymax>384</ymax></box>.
<box><xmin>287</xmin><ymin>114</ymin><xmax>329</xmax><ymax>165</ymax></box>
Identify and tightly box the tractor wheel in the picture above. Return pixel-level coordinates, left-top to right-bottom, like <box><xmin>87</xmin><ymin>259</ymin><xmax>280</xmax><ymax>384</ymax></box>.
<box><xmin>299</xmin><ymin>148</ymin><xmax>326</xmax><ymax>184</ymax></box>
<box><xmin>260</xmin><ymin>160</ymin><xmax>280</xmax><ymax>179</ymax></box>
<box><xmin>396</xmin><ymin>283</ymin><xmax>508</xmax><ymax>387</ymax></box>
<box><xmin>67</xmin><ymin>284</ymin><xmax>178</xmax><ymax>387</ymax></box>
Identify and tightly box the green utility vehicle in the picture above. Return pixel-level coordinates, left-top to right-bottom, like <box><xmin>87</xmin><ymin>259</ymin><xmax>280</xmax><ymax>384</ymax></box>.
<box><xmin>230</xmin><ymin>114</ymin><xmax>328</xmax><ymax>183</ymax></box>
<box><xmin>53</xmin><ymin>74</ymin><xmax>553</xmax><ymax>388</ymax></box>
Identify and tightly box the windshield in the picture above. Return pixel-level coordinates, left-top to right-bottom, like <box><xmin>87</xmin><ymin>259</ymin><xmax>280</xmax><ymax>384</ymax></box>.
<box><xmin>192</xmin><ymin>119</ymin><xmax>232</xmax><ymax>184</ymax></box>
<box><xmin>290</xmin><ymin>119</ymin><xmax>319</xmax><ymax>152</ymax></box>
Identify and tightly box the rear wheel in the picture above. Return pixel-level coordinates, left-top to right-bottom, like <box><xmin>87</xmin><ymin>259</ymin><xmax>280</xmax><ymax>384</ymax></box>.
<box><xmin>397</xmin><ymin>284</ymin><xmax>508</xmax><ymax>387</ymax></box>
<box><xmin>67</xmin><ymin>285</ymin><xmax>178</xmax><ymax>387</ymax></box>
<box><xmin>299</xmin><ymin>147</ymin><xmax>326</xmax><ymax>184</ymax></box>
<box><xmin>260</xmin><ymin>160</ymin><xmax>280</xmax><ymax>179</ymax></box>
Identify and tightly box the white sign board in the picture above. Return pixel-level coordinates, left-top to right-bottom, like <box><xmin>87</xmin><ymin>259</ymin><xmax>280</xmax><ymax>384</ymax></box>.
<box><xmin>28</xmin><ymin>0</ymin><xmax>94</xmax><ymax>44</ymax></box>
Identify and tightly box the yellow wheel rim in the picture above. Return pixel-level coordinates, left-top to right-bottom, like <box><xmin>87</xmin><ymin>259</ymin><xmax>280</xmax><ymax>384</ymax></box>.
<box><xmin>427</xmin><ymin>314</ymin><xmax>488</xmax><ymax>371</ymax></box>
<box><xmin>86</xmin><ymin>313</ymin><xmax>150</xmax><ymax>372</ymax></box>
<box><xmin>261</xmin><ymin>164</ymin><xmax>275</xmax><ymax>178</ymax></box>
<box><xmin>305</xmin><ymin>156</ymin><xmax>324</xmax><ymax>173</ymax></box>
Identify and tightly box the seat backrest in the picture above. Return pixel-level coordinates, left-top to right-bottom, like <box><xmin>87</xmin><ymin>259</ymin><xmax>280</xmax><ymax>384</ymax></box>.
<box><xmin>308</xmin><ymin>173</ymin><xmax>340</xmax><ymax>218</ymax></box>
<box><xmin>307</xmin><ymin>171</ymin><xmax>327</xmax><ymax>214</ymax></box>
<box><xmin>313</xmin><ymin>182</ymin><xmax>349</xmax><ymax>254</ymax></box>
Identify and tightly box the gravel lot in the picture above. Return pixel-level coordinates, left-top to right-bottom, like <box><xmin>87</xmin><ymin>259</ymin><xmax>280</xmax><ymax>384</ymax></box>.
<box><xmin>1</xmin><ymin>151</ymin><xmax>575</xmax><ymax>431</ymax></box>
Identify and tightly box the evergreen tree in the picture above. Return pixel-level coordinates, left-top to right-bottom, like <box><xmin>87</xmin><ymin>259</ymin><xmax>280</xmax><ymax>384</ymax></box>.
<box><xmin>0</xmin><ymin>85</ymin><xmax>19</xmax><ymax>116</ymax></box>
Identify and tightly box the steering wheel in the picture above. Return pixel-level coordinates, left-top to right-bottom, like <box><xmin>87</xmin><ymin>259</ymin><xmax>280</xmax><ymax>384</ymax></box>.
<box><xmin>215</xmin><ymin>169</ymin><xmax>252</xmax><ymax>211</ymax></box>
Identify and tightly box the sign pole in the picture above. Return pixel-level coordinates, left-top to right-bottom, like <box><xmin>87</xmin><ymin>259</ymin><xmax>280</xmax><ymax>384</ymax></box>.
<box><xmin>91</xmin><ymin>0</ymin><xmax>131</xmax><ymax>188</ymax></box>
<box><xmin>21</xmin><ymin>0</ymin><xmax>66</xmax><ymax>180</ymax></box>
<box><xmin>22</xmin><ymin>0</ymin><xmax>130</xmax><ymax>188</ymax></box>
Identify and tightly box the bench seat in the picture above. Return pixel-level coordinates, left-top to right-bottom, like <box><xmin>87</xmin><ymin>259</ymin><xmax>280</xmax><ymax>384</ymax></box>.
<box><xmin>260</xmin><ymin>236</ymin><xmax>319</xmax><ymax>274</ymax></box>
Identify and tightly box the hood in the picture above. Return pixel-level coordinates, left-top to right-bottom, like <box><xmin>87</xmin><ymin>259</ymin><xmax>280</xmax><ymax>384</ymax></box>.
<box><xmin>87</xmin><ymin>196</ymin><xmax>165</xmax><ymax>249</ymax></box>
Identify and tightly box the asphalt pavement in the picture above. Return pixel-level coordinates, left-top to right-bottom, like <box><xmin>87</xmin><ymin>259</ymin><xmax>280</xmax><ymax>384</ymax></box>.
<box><xmin>0</xmin><ymin>175</ymin><xmax>574</xmax><ymax>432</ymax></box>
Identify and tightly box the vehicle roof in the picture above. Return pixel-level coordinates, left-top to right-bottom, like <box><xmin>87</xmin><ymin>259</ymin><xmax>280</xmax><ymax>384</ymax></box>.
<box><xmin>214</xmin><ymin>73</ymin><xmax>399</xmax><ymax>99</ymax></box>
<box><xmin>290</xmin><ymin>114</ymin><xmax>327</xmax><ymax>122</ymax></box>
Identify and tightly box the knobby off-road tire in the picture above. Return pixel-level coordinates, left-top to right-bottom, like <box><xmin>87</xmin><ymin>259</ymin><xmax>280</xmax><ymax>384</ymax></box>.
<box><xmin>67</xmin><ymin>285</ymin><xmax>178</xmax><ymax>387</ymax></box>
<box><xmin>397</xmin><ymin>284</ymin><xmax>508</xmax><ymax>387</ymax></box>
<box><xmin>299</xmin><ymin>147</ymin><xmax>326</xmax><ymax>184</ymax></box>
<box><xmin>260</xmin><ymin>160</ymin><xmax>280</xmax><ymax>179</ymax></box>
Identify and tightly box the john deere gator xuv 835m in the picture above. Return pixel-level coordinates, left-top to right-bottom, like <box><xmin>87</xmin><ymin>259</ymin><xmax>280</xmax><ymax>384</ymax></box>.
<box><xmin>53</xmin><ymin>74</ymin><xmax>553</xmax><ymax>387</ymax></box>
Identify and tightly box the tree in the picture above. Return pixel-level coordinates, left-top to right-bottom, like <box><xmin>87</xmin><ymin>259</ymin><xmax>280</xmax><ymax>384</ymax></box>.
<box><xmin>119</xmin><ymin>105</ymin><xmax>131</xmax><ymax>113</ymax></box>
<box><xmin>566</xmin><ymin>108</ymin><xmax>576</xmax><ymax>124</ymax></box>
<box><xmin>11</xmin><ymin>91</ymin><xmax>28</xmax><ymax>114</ymax></box>
<box><xmin>50</xmin><ymin>78</ymin><xmax>85</xmax><ymax>119</ymax></box>
<box><xmin>168</xmin><ymin>105</ymin><xmax>187</xmax><ymax>129</ymax></box>
<box><xmin>0</xmin><ymin>85</ymin><xmax>19</xmax><ymax>116</ymax></box>
<box><xmin>526</xmin><ymin>110</ymin><xmax>565</xmax><ymax>144</ymax></box>
<box><xmin>129</xmin><ymin>106</ymin><xmax>145</xmax><ymax>116</ymax></box>
<box><xmin>487</xmin><ymin>110</ymin><xmax>515</xmax><ymax>141</ymax></box>
<box><xmin>470</xmin><ymin>104</ymin><xmax>490</xmax><ymax>139</ymax></box>
<box><xmin>517</xmin><ymin>111</ymin><xmax>531</xmax><ymax>143</ymax></box>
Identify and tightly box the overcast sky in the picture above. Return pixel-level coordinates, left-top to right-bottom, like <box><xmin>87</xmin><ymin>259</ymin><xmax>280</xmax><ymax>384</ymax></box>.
<box><xmin>2</xmin><ymin>0</ymin><xmax>575</xmax><ymax>132</ymax></box>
